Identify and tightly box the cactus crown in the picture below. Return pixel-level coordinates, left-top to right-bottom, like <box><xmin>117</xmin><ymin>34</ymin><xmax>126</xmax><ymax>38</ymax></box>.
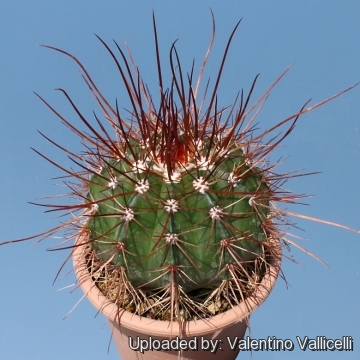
<box><xmin>3</xmin><ymin>13</ymin><xmax>357</xmax><ymax>323</ymax></box>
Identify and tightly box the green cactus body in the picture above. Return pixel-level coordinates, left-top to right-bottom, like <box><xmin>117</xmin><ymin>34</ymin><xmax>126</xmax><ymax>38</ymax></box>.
<box><xmin>87</xmin><ymin>136</ymin><xmax>269</xmax><ymax>293</ymax></box>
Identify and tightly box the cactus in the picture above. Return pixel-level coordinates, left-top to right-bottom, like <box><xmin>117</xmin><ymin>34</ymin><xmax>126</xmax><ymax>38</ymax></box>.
<box><xmin>2</xmin><ymin>14</ymin><xmax>357</xmax><ymax>324</ymax></box>
<box><xmin>77</xmin><ymin>18</ymin><xmax>281</xmax><ymax>318</ymax></box>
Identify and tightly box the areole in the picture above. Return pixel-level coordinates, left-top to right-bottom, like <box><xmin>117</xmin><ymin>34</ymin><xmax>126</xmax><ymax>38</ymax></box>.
<box><xmin>73</xmin><ymin>233</ymin><xmax>282</xmax><ymax>359</ymax></box>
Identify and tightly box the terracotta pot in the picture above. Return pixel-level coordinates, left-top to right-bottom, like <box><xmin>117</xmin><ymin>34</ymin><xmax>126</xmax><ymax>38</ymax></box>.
<box><xmin>73</xmin><ymin>236</ymin><xmax>281</xmax><ymax>360</ymax></box>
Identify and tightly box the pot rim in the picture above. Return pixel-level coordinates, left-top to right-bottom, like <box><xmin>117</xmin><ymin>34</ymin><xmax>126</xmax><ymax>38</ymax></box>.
<box><xmin>73</xmin><ymin>233</ymin><xmax>281</xmax><ymax>337</ymax></box>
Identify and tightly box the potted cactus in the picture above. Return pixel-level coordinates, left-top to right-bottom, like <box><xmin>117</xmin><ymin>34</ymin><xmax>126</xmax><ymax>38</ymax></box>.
<box><xmin>1</xmin><ymin>12</ymin><xmax>358</xmax><ymax>360</ymax></box>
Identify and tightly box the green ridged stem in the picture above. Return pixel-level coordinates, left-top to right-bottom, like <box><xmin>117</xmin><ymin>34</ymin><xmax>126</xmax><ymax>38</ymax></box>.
<box><xmin>87</xmin><ymin>140</ymin><xmax>269</xmax><ymax>293</ymax></box>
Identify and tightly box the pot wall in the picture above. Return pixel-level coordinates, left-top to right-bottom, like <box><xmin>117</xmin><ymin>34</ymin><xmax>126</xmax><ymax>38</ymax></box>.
<box><xmin>73</xmin><ymin>236</ymin><xmax>281</xmax><ymax>359</ymax></box>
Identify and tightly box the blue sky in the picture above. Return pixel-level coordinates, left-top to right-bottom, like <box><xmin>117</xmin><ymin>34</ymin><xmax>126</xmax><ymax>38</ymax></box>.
<box><xmin>0</xmin><ymin>1</ymin><xmax>360</xmax><ymax>359</ymax></box>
